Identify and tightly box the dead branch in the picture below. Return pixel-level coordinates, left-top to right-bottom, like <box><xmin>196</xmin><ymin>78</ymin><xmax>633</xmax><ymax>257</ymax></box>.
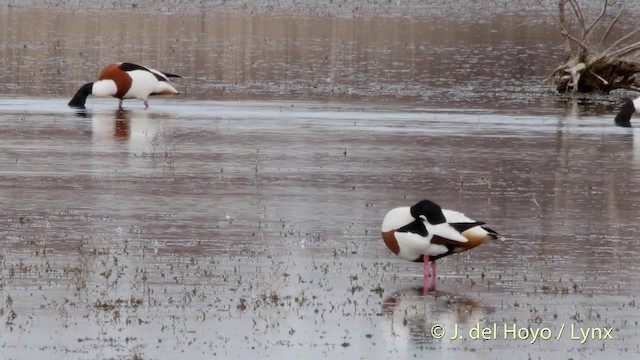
<box><xmin>537</xmin><ymin>0</ymin><xmax>590</xmax><ymax>56</ymax></box>
<box><xmin>583</xmin><ymin>0</ymin><xmax>608</xmax><ymax>41</ymax></box>
<box><xmin>567</xmin><ymin>0</ymin><xmax>585</xmax><ymax>30</ymax></box>
<box><xmin>599</xmin><ymin>28</ymin><xmax>640</xmax><ymax>57</ymax></box>
<box><xmin>542</xmin><ymin>0</ymin><xmax>640</xmax><ymax>93</ymax></box>
<box><xmin>589</xmin><ymin>70</ymin><xmax>608</xmax><ymax>85</ymax></box>
<box><xmin>597</xmin><ymin>9</ymin><xmax>623</xmax><ymax>50</ymax></box>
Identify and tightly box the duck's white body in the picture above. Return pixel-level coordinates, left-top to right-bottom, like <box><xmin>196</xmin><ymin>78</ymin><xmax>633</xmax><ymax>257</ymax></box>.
<box><xmin>381</xmin><ymin>206</ymin><xmax>470</xmax><ymax>261</ymax></box>
<box><xmin>382</xmin><ymin>202</ymin><xmax>496</xmax><ymax>262</ymax></box>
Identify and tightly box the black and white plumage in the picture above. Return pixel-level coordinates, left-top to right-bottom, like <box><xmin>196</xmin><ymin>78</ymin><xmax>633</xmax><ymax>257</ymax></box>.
<box><xmin>381</xmin><ymin>199</ymin><xmax>498</xmax><ymax>293</ymax></box>
<box><xmin>615</xmin><ymin>96</ymin><xmax>640</xmax><ymax>125</ymax></box>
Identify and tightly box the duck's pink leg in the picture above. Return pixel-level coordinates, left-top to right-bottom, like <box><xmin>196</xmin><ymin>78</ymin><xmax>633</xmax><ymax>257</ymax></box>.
<box><xmin>118</xmin><ymin>99</ymin><xmax>123</xmax><ymax>109</ymax></box>
<box><xmin>143</xmin><ymin>100</ymin><xmax>149</xmax><ymax>109</ymax></box>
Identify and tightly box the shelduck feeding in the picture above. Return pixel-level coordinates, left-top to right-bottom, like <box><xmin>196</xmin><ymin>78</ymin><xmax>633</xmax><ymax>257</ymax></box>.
<box><xmin>614</xmin><ymin>96</ymin><xmax>640</xmax><ymax>124</ymax></box>
<box><xmin>68</xmin><ymin>62</ymin><xmax>181</xmax><ymax>109</ymax></box>
<box><xmin>381</xmin><ymin>199</ymin><xmax>498</xmax><ymax>294</ymax></box>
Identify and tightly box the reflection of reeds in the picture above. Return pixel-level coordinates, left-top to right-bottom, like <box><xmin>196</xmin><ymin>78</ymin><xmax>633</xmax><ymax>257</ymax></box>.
<box><xmin>142</xmin><ymin>126</ymin><xmax>180</xmax><ymax>172</ymax></box>
<box><xmin>254</xmin><ymin>200</ymin><xmax>267</xmax><ymax>241</ymax></box>
<box><xmin>254</xmin><ymin>149</ymin><xmax>260</xmax><ymax>187</ymax></box>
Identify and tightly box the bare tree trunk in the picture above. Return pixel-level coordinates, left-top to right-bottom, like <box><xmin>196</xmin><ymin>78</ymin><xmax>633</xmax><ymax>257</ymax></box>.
<box><xmin>558</xmin><ymin>0</ymin><xmax>573</xmax><ymax>61</ymax></box>
<box><xmin>540</xmin><ymin>0</ymin><xmax>640</xmax><ymax>93</ymax></box>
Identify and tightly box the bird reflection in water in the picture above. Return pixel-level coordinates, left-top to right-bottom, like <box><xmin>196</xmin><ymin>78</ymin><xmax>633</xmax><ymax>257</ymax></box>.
<box><xmin>85</xmin><ymin>108</ymin><xmax>136</xmax><ymax>144</ymax></box>
<box><xmin>381</xmin><ymin>287</ymin><xmax>493</xmax><ymax>347</ymax></box>
<box><xmin>113</xmin><ymin>108</ymin><xmax>131</xmax><ymax>139</ymax></box>
<box><xmin>73</xmin><ymin>108</ymin><xmax>175</xmax><ymax>161</ymax></box>
<box><xmin>81</xmin><ymin>108</ymin><xmax>172</xmax><ymax>146</ymax></box>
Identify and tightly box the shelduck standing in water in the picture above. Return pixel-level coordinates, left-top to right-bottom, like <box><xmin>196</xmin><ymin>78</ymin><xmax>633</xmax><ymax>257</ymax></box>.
<box><xmin>614</xmin><ymin>96</ymin><xmax>640</xmax><ymax>125</ymax></box>
<box><xmin>68</xmin><ymin>62</ymin><xmax>181</xmax><ymax>109</ymax></box>
<box><xmin>381</xmin><ymin>199</ymin><xmax>498</xmax><ymax>294</ymax></box>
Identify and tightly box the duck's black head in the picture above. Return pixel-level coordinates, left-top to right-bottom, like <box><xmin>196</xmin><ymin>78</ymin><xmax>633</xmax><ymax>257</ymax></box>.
<box><xmin>68</xmin><ymin>82</ymin><xmax>93</xmax><ymax>109</ymax></box>
<box><xmin>410</xmin><ymin>199</ymin><xmax>446</xmax><ymax>224</ymax></box>
<box><xmin>614</xmin><ymin>98</ymin><xmax>636</xmax><ymax>125</ymax></box>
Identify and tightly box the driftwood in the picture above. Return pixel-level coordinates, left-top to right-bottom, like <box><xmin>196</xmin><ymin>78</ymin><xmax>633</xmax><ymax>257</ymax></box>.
<box><xmin>539</xmin><ymin>0</ymin><xmax>640</xmax><ymax>93</ymax></box>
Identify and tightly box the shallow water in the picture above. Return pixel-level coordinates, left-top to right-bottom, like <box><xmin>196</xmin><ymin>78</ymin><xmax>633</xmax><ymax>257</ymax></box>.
<box><xmin>3</xmin><ymin>1</ymin><xmax>636</xmax><ymax>109</ymax></box>
<box><xmin>1</xmin><ymin>98</ymin><xmax>640</xmax><ymax>359</ymax></box>
<box><xmin>2</xmin><ymin>1</ymin><xmax>640</xmax><ymax>359</ymax></box>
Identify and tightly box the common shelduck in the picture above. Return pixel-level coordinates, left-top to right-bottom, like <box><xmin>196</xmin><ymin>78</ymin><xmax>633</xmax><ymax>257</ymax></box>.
<box><xmin>68</xmin><ymin>62</ymin><xmax>181</xmax><ymax>109</ymax></box>
<box><xmin>381</xmin><ymin>199</ymin><xmax>498</xmax><ymax>294</ymax></box>
<box><xmin>615</xmin><ymin>96</ymin><xmax>640</xmax><ymax>124</ymax></box>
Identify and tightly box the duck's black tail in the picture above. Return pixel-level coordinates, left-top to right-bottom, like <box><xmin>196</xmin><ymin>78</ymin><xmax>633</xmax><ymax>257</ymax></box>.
<box><xmin>615</xmin><ymin>99</ymin><xmax>635</xmax><ymax>125</ymax></box>
<box><xmin>68</xmin><ymin>82</ymin><xmax>93</xmax><ymax>109</ymax></box>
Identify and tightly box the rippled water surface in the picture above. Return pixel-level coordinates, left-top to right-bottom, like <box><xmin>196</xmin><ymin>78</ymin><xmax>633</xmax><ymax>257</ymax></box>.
<box><xmin>2</xmin><ymin>1</ymin><xmax>640</xmax><ymax>359</ymax></box>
